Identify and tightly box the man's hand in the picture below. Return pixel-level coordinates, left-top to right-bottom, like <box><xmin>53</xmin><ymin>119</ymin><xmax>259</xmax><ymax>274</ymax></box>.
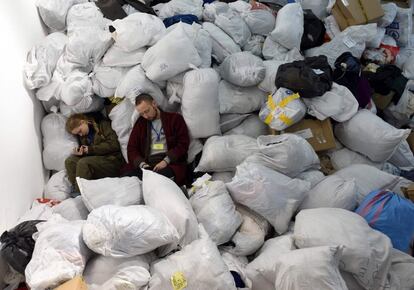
<box><xmin>72</xmin><ymin>146</ymin><xmax>84</xmax><ymax>156</ymax></box>
<box><xmin>153</xmin><ymin>160</ymin><xmax>168</xmax><ymax>172</ymax></box>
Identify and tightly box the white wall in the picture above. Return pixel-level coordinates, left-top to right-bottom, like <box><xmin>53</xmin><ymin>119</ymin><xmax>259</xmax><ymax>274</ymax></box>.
<box><xmin>0</xmin><ymin>1</ymin><xmax>48</xmax><ymax>233</ymax></box>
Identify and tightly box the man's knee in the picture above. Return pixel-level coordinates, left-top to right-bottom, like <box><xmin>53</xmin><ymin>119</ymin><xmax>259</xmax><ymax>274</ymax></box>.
<box><xmin>65</xmin><ymin>156</ymin><xmax>78</xmax><ymax>169</ymax></box>
<box><xmin>76</xmin><ymin>158</ymin><xmax>91</xmax><ymax>171</ymax></box>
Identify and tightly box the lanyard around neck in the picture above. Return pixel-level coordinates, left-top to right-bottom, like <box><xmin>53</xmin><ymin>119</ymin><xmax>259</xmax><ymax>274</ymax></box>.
<box><xmin>151</xmin><ymin>121</ymin><xmax>164</xmax><ymax>142</ymax></box>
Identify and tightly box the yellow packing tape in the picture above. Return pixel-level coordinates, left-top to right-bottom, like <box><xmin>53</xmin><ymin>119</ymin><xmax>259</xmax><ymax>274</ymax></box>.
<box><xmin>264</xmin><ymin>93</ymin><xmax>300</xmax><ymax>126</ymax></box>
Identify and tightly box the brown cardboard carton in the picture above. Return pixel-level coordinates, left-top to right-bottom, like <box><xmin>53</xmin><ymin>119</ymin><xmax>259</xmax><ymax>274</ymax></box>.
<box><xmin>401</xmin><ymin>184</ymin><xmax>414</xmax><ymax>202</ymax></box>
<box><xmin>332</xmin><ymin>5</ymin><xmax>349</xmax><ymax>31</ymax></box>
<box><xmin>333</xmin><ymin>0</ymin><xmax>384</xmax><ymax>30</ymax></box>
<box><xmin>54</xmin><ymin>276</ymin><xmax>88</xmax><ymax>290</ymax></box>
<box><xmin>271</xmin><ymin>118</ymin><xmax>336</xmax><ymax>152</ymax></box>
<box><xmin>372</xmin><ymin>91</ymin><xmax>394</xmax><ymax>110</ymax></box>
<box><xmin>360</xmin><ymin>0</ymin><xmax>384</xmax><ymax>23</ymax></box>
<box><xmin>335</xmin><ymin>0</ymin><xmax>366</xmax><ymax>29</ymax></box>
<box><xmin>406</xmin><ymin>131</ymin><xmax>414</xmax><ymax>153</ymax></box>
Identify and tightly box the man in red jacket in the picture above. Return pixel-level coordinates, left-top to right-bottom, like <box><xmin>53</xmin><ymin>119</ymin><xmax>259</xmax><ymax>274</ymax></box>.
<box><xmin>124</xmin><ymin>94</ymin><xmax>190</xmax><ymax>185</ymax></box>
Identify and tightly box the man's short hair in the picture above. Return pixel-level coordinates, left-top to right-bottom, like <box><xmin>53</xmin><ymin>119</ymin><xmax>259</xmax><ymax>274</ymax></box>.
<box><xmin>135</xmin><ymin>94</ymin><xmax>154</xmax><ymax>106</ymax></box>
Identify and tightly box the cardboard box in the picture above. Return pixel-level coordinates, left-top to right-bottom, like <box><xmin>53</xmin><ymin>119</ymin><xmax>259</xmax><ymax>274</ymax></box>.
<box><xmin>271</xmin><ymin>118</ymin><xmax>336</xmax><ymax>152</ymax></box>
<box><xmin>54</xmin><ymin>277</ymin><xmax>88</xmax><ymax>290</ymax></box>
<box><xmin>401</xmin><ymin>184</ymin><xmax>414</xmax><ymax>202</ymax></box>
<box><xmin>372</xmin><ymin>91</ymin><xmax>395</xmax><ymax>110</ymax></box>
<box><xmin>407</xmin><ymin>131</ymin><xmax>414</xmax><ymax>153</ymax></box>
<box><xmin>333</xmin><ymin>0</ymin><xmax>384</xmax><ymax>30</ymax></box>
<box><xmin>360</xmin><ymin>0</ymin><xmax>385</xmax><ymax>23</ymax></box>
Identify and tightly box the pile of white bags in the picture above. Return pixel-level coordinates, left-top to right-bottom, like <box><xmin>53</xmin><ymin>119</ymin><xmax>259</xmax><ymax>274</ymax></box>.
<box><xmin>243</xmin><ymin>35</ymin><xmax>265</xmax><ymax>57</ymax></box>
<box><xmin>66</xmin><ymin>2</ymin><xmax>109</xmax><ymax>34</ymax></box>
<box><xmin>258</xmin><ymin>60</ymin><xmax>286</xmax><ymax>93</ymax></box>
<box><xmin>227</xmin><ymin>161</ymin><xmax>311</xmax><ymax>234</ymax></box>
<box><xmin>203</xmin><ymin>2</ymin><xmax>229</xmax><ymax>22</ymax></box>
<box><xmin>247</xmin><ymin>134</ymin><xmax>320</xmax><ymax>177</ymax></box>
<box><xmin>215</xmin><ymin>11</ymin><xmax>251</xmax><ymax>47</ymax></box>
<box><xmin>242</xmin><ymin>9</ymin><xmax>275</xmax><ymax>36</ymax></box>
<box><xmin>154</xmin><ymin>0</ymin><xmax>203</xmax><ymax>20</ymax></box>
<box><xmin>181</xmin><ymin>68</ymin><xmax>221</xmax><ymax>138</ymax></box>
<box><xmin>60</xmin><ymin>70</ymin><xmax>93</xmax><ymax>106</ymax></box>
<box><xmin>82</xmin><ymin>205</ymin><xmax>179</xmax><ymax>257</ymax></box>
<box><xmin>220</xmin><ymin>113</ymin><xmax>250</xmax><ymax>133</ymax></box>
<box><xmin>328</xmin><ymin>147</ymin><xmax>383</xmax><ymax>171</ymax></box>
<box><xmin>41</xmin><ymin>112</ymin><xmax>78</xmax><ymax>171</ymax></box>
<box><xmin>262</xmin><ymin>36</ymin><xmax>304</xmax><ymax>61</ymax></box>
<box><xmin>52</xmin><ymin>196</ymin><xmax>89</xmax><ymax>220</ymax></box>
<box><xmin>224</xmin><ymin>114</ymin><xmax>269</xmax><ymax>138</ymax></box>
<box><xmin>43</xmin><ymin>170</ymin><xmax>72</xmax><ymax>201</ymax></box>
<box><xmin>294</xmin><ymin>208</ymin><xmax>393</xmax><ymax>290</ymax></box>
<box><xmin>298</xmin><ymin>170</ymin><xmax>325</xmax><ymax>187</ymax></box>
<box><xmin>59</xmin><ymin>95</ymin><xmax>105</xmax><ymax>117</ymax></box>
<box><xmin>90</xmin><ymin>63</ymin><xmax>127</xmax><ymax>98</ymax></box>
<box><xmin>190</xmin><ymin>177</ymin><xmax>242</xmax><ymax>245</ymax></box>
<box><xmin>102</xmin><ymin>45</ymin><xmax>146</xmax><ymax>67</ymax></box>
<box><xmin>25</xmin><ymin>217</ymin><xmax>92</xmax><ymax>290</ymax></box>
<box><xmin>77</xmin><ymin>176</ymin><xmax>143</xmax><ymax>211</ymax></box>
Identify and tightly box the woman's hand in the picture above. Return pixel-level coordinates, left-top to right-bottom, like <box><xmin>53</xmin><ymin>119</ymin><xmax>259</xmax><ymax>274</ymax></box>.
<box><xmin>72</xmin><ymin>146</ymin><xmax>84</xmax><ymax>156</ymax></box>
<box><xmin>81</xmin><ymin>145</ymin><xmax>88</xmax><ymax>154</ymax></box>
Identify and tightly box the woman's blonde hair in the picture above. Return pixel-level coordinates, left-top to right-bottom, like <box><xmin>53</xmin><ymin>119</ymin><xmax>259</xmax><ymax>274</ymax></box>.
<box><xmin>66</xmin><ymin>113</ymin><xmax>99</xmax><ymax>135</ymax></box>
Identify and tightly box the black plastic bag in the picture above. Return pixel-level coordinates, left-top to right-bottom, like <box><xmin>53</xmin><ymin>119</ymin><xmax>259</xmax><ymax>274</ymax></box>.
<box><xmin>300</xmin><ymin>10</ymin><xmax>326</xmax><ymax>51</ymax></box>
<box><xmin>0</xmin><ymin>220</ymin><xmax>44</xmax><ymax>274</ymax></box>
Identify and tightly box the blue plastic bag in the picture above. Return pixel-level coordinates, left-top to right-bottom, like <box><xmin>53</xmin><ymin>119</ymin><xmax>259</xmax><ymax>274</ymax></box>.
<box><xmin>356</xmin><ymin>190</ymin><xmax>414</xmax><ymax>253</ymax></box>
<box><xmin>163</xmin><ymin>14</ymin><xmax>199</xmax><ymax>28</ymax></box>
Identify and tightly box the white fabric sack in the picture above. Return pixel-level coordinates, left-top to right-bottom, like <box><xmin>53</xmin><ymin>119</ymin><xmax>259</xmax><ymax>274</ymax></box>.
<box><xmin>386</xmin><ymin>8</ymin><xmax>413</xmax><ymax>47</ymax></box>
<box><xmin>328</xmin><ymin>147</ymin><xmax>383</xmax><ymax>171</ymax></box>
<box><xmin>221</xmin><ymin>252</ymin><xmax>251</xmax><ymax>290</ymax></box>
<box><xmin>242</xmin><ymin>9</ymin><xmax>275</xmax><ymax>36</ymax></box>
<box><xmin>187</xmin><ymin>138</ymin><xmax>203</xmax><ymax>163</ymax></box>
<box><xmin>379</xmin><ymin>3</ymin><xmax>398</xmax><ymax>28</ymax></box>
<box><xmin>297</xmin><ymin>170</ymin><xmax>325</xmax><ymax>188</ymax></box>
<box><xmin>190</xmin><ymin>179</ymin><xmax>242</xmax><ymax>245</ymax></box>
<box><xmin>83</xmin><ymin>205</ymin><xmax>179</xmax><ymax>257</ymax></box>
<box><xmin>219</xmin><ymin>80</ymin><xmax>267</xmax><ymax>114</ymax></box>
<box><xmin>220</xmin><ymin>204</ymin><xmax>270</xmax><ymax>257</ymax></box>
<box><xmin>334</xmin><ymin>164</ymin><xmax>412</xmax><ymax>204</ymax></box>
<box><xmin>149</xmin><ymin>225</ymin><xmax>237</xmax><ymax>290</ymax></box>
<box><xmin>142</xmin><ymin>24</ymin><xmax>201</xmax><ymax>82</ymax></box>
<box><xmin>103</xmin><ymin>45</ymin><xmax>146</xmax><ymax>67</ymax></box>
<box><xmin>294</xmin><ymin>208</ymin><xmax>393</xmax><ymax>290</ymax></box>
<box><xmin>77</xmin><ymin>176</ymin><xmax>143</xmax><ymax>211</ymax></box>
<box><xmin>41</xmin><ymin>112</ymin><xmax>78</xmax><ymax>171</ymax></box>
<box><xmin>388</xmin><ymin>140</ymin><xmax>414</xmax><ymax>171</ymax></box>
<box><xmin>262</xmin><ymin>36</ymin><xmax>304</xmax><ymax>62</ymax></box>
<box><xmin>247</xmin><ymin>134</ymin><xmax>320</xmax><ymax>178</ymax></box>
<box><xmin>403</xmin><ymin>55</ymin><xmax>414</xmax><ymax>79</ymax></box>
<box><xmin>224</xmin><ymin>114</ymin><xmax>269</xmax><ymax>139</ymax></box>
<box><xmin>299</xmin><ymin>175</ymin><xmax>357</xmax><ymax>211</ymax></box>
<box><xmin>298</xmin><ymin>0</ymin><xmax>329</xmax><ymax>20</ymax></box>
<box><xmin>154</xmin><ymin>0</ymin><xmax>203</xmax><ymax>20</ymax></box>
<box><xmin>202</xmin><ymin>22</ymin><xmax>241</xmax><ymax>63</ymax></box>
<box><xmin>203</xmin><ymin>1</ymin><xmax>230</xmax><ymax>22</ymax></box>
<box><xmin>108</xmin><ymin>99</ymin><xmax>135</xmax><ymax>162</ymax></box>
<box><xmin>259</xmin><ymin>87</ymin><xmax>306</xmax><ymax>130</ymax></box>
<box><xmin>305</xmin><ymin>24</ymin><xmax>378</xmax><ymax>67</ymax></box>
<box><xmin>334</xmin><ymin>109</ymin><xmax>411</xmax><ymax>162</ymax></box>
<box><xmin>215</xmin><ymin>11</ymin><xmax>251</xmax><ymax>47</ymax></box>
<box><xmin>52</xmin><ymin>196</ymin><xmax>89</xmax><ymax>220</ymax></box>
<box><xmin>24</xmin><ymin>32</ymin><xmax>67</xmax><ymax>90</ymax></box>
<box><xmin>211</xmin><ymin>171</ymin><xmax>235</xmax><ymax>183</ymax></box>
<box><xmin>388</xmin><ymin>249</ymin><xmax>414</xmax><ymax>290</ymax></box>
<box><xmin>258</xmin><ymin>60</ymin><xmax>286</xmax><ymax>93</ymax></box>
<box><xmin>181</xmin><ymin>68</ymin><xmax>221</xmax><ymax>138</ymax></box>
<box><xmin>166</xmin><ymin>81</ymin><xmax>184</xmax><ymax>104</ymax></box>
<box><xmin>246</xmin><ymin>235</ymin><xmax>295</xmax><ymax>290</ymax></box>
<box><xmin>366</xmin><ymin>27</ymin><xmax>386</xmax><ymax>48</ymax></box>
<box><xmin>84</xmin><ymin>255</ymin><xmax>153</xmax><ymax>290</ymax></box>
<box><xmin>228</xmin><ymin>0</ymin><xmax>251</xmax><ymax>13</ymax></box>
<box><xmin>115</xmin><ymin>65</ymin><xmax>171</xmax><ymax>111</ymax></box>
<box><xmin>35</xmin><ymin>0</ymin><xmax>87</xmax><ymax>31</ymax></box>
<box><xmin>219</xmin><ymin>52</ymin><xmax>265</xmax><ymax>87</ymax></box>
<box><xmin>66</xmin><ymin>2</ymin><xmax>109</xmax><ymax>35</ymax></box>
<box><xmin>60</xmin><ymin>70</ymin><xmax>93</xmax><ymax>106</ymax></box>
<box><xmin>195</xmin><ymin>135</ymin><xmax>259</xmax><ymax>172</ymax></box>
<box><xmin>59</xmin><ymin>95</ymin><xmax>105</xmax><ymax>118</ymax></box>
<box><xmin>44</xmin><ymin>170</ymin><xmax>72</xmax><ymax>201</ymax></box>
<box><xmin>25</xmin><ymin>218</ymin><xmax>91</xmax><ymax>290</ymax></box>
<box><xmin>142</xmin><ymin>170</ymin><xmax>199</xmax><ymax>254</ymax></box>
<box><xmin>386</xmin><ymin>80</ymin><xmax>414</xmax><ymax>121</ymax></box>
<box><xmin>303</xmin><ymin>83</ymin><xmax>359</xmax><ymax>122</ymax></box>
<box><xmin>227</xmin><ymin>161</ymin><xmax>311</xmax><ymax>234</ymax></box>
<box><xmin>220</xmin><ymin>113</ymin><xmax>251</xmax><ymax>133</ymax></box>
<box><xmin>270</xmin><ymin>3</ymin><xmax>304</xmax><ymax>49</ymax></box>
<box><xmin>18</xmin><ymin>203</ymin><xmax>55</xmax><ymax>224</ymax></box>
<box><xmin>111</xmin><ymin>13</ymin><xmax>166</xmax><ymax>52</ymax></box>
<box><xmin>36</xmin><ymin>74</ymin><xmax>63</xmax><ymax>102</ymax></box>
<box><xmin>91</xmin><ymin>63</ymin><xmax>127</xmax><ymax>98</ymax></box>
<box><xmin>274</xmin><ymin>246</ymin><xmax>348</xmax><ymax>290</ymax></box>
<box><xmin>242</xmin><ymin>35</ymin><xmax>264</xmax><ymax>57</ymax></box>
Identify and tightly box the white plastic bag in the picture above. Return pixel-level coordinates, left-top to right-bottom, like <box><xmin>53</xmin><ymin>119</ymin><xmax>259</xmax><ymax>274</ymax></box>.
<box><xmin>190</xmin><ymin>178</ymin><xmax>242</xmax><ymax>245</ymax></box>
<box><xmin>154</xmin><ymin>0</ymin><xmax>203</xmax><ymax>20</ymax></box>
<box><xmin>379</xmin><ymin>3</ymin><xmax>398</xmax><ymax>28</ymax></box>
<box><xmin>91</xmin><ymin>63</ymin><xmax>127</xmax><ymax>98</ymax></box>
<box><xmin>334</xmin><ymin>109</ymin><xmax>411</xmax><ymax>162</ymax></box>
<box><xmin>52</xmin><ymin>196</ymin><xmax>89</xmax><ymax>220</ymax></box>
<box><xmin>294</xmin><ymin>208</ymin><xmax>393</xmax><ymax>290</ymax></box>
<box><xmin>403</xmin><ymin>55</ymin><xmax>414</xmax><ymax>79</ymax></box>
<box><xmin>202</xmin><ymin>22</ymin><xmax>241</xmax><ymax>63</ymax></box>
<box><xmin>203</xmin><ymin>1</ymin><xmax>230</xmax><ymax>22</ymax></box>
<box><xmin>328</xmin><ymin>148</ymin><xmax>383</xmax><ymax>171</ymax></box>
<box><xmin>224</xmin><ymin>114</ymin><xmax>269</xmax><ymax>139</ymax></box>
<box><xmin>242</xmin><ymin>9</ymin><xmax>275</xmax><ymax>36</ymax></box>
<box><xmin>247</xmin><ymin>134</ymin><xmax>320</xmax><ymax>177</ymax></box>
<box><xmin>259</xmin><ymin>88</ymin><xmax>306</xmax><ymax>130</ymax></box>
<box><xmin>219</xmin><ymin>80</ymin><xmax>267</xmax><ymax>114</ymax></box>
<box><xmin>77</xmin><ymin>176</ymin><xmax>143</xmax><ymax>211</ymax></box>
<box><xmin>195</xmin><ymin>135</ymin><xmax>259</xmax><ymax>172</ymax></box>
<box><xmin>60</xmin><ymin>70</ymin><xmax>93</xmax><ymax>106</ymax></box>
<box><xmin>44</xmin><ymin>170</ymin><xmax>72</xmax><ymax>201</ymax></box>
<box><xmin>215</xmin><ymin>11</ymin><xmax>251</xmax><ymax>47</ymax></box>
<box><xmin>258</xmin><ymin>60</ymin><xmax>286</xmax><ymax>93</ymax></box>
<box><xmin>274</xmin><ymin>246</ymin><xmax>348</xmax><ymax>290</ymax></box>
<box><xmin>270</xmin><ymin>3</ymin><xmax>304</xmax><ymax>49</ymax></box>
<box><xmin>220</xmin><ymin>113</ymin><xmax>251</xmax><ymax>133</ymax></box>
<box><xmin>25</xmin><ymin>218</ymin><xmax>91</xmax><ymax>290</ymax></box>
<box><xmin>83</xmin><ymin>205</ymin><xmax>179</xmax><ymax>257</ymax></box>
<box><xmin>24</xmin><ymin>32</ymin><xmax>67</xmax><ymax>90</ymax></box>
<box><xmin>84</xmin><ymin>254</ymin><xmax>152</xmax><ymax>290</ymax></box>
<box><xmin>262</xmin><ymin>36</ymin><xmax>304</xmax><ymax>62</ymax></box>
<box><xmin>219</xmin><ymin>52</ymin><xmax>265</xmax><ymax>87</ymax></box>
<box><xmin>181</xmin><ymin>68</ymin><xmax>221</xmax><ymax>138</ymax></box>
<box><xmin>41</xmin><ymin>112</ymin><xmax>78</xmax><ymax>171</ymax></box>
<box><xmin>111</xmin><ymin>13</ymin><xmax>166</xmax><ymax>52</ymax></box>
<box><xmin>221</xmin><ymin>252</ymin><xmax>252</xmax><ymax>290</ymax></box>
<box><xmin>386</xmin><ymin>7</ymin><xmax>413</xmax><ymax>47</ymax></box>
<box><xmin>66</xmin><ymin>2</ymin><xmax>108</xmax><ymax>34</ymax></box>
<box><xmin>103</xmin><ymin>45</ymin><xmax>146</xmax><ymax>67</ymax></box>
<box><xmin>298</xmin><ymin>0</ymin><xmax>330</xmax><ymax>20</ymax></box>
<box><xmin>149</xmin><ymin>226</ymin><xmax>237</xmax><ymax>290</ymax></box>
<box><xmin>142</xmin><ymin>170</ymin><xmax>199</xmax><ymax>255</ymax></box>
<box><xmin>388</xmin><ymin>140</ymin><xmax>414</xmax><ymax>171</ymax></box>
<box><xmin>299</xmin><ymin>175</ymin><xmax>357</xmax><ymax>211</ymax></box>
<box><xmin>242</xmin><ymin>35</ymin><xmax>264</xmax><ymax>57</ymax></box>
<box><xmin>227</xmin><ymin>161</ymin><xmax>311</xmax><ymax>234</ymax></box>
<box><xmin>388</xmin><ymin>249</ymin><xmax>414</xmax><ymax>290</ymax></box>
<box><xmin>303</xmin><ymin>83</ymin><xmax>359</xmax><ymax>122</ymax></box>
<box><xmin>142</xmin><ymin>24</ymin><xmax>201</xmax><ymax>82</ymax></box>
<box><xmin>297</xmin><ymin>170</ymin><xmax>325</xmax><ymax>188</ymax></box>
<box><xmin>211</xmin><ymin>171</ymin><xmax>235</xmax><ymax>183</ymax></box>
<box><xmin>59</xmin><ymin>95</ymin><xmax>105</xmax><ymax>118</ymax></box>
